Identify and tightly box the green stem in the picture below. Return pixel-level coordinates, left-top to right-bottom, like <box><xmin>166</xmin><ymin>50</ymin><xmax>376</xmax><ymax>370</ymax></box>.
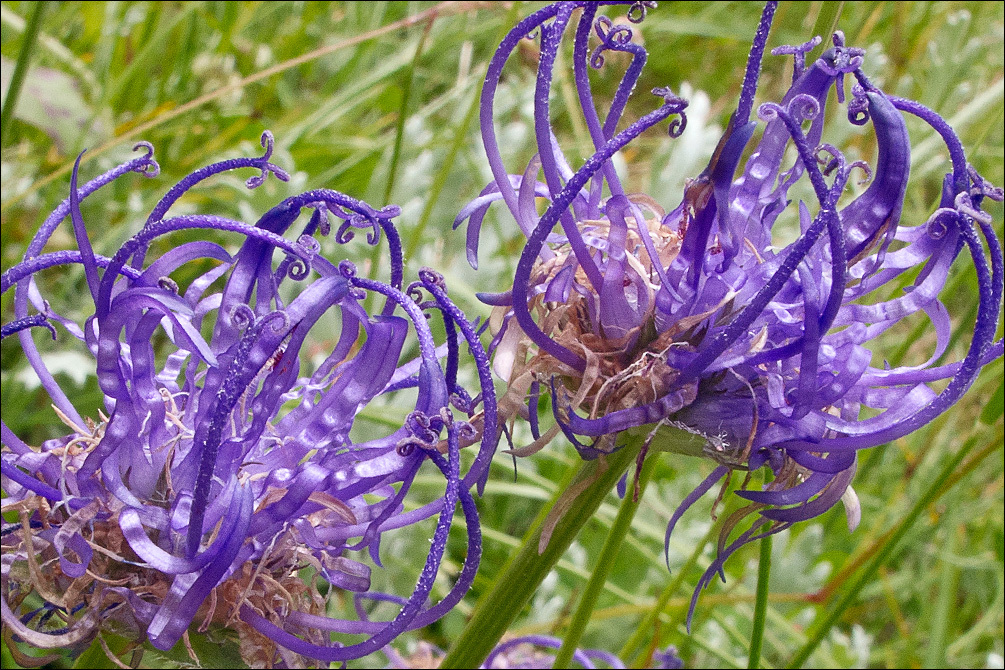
<box><xmin>786</xmin><ymin>433</ymin><xmax>991</xmax><ymax>668</ymax></box>
<box><xmin>748</xmin><ymin>534</ymin><xmax>773</xmax><ymax>669</ymax></box>
<box><xmin>553</xmin><ymin>456</ymin><xmax>657</xmax><ymax>668</ymax></box>
<box><xmin>440</xmin><ymin>439</ymin><xmax>645</xmax><ymax>669</ymax></box>
<box><xmin>1</xmin><ymin>1</ymin><xmax>47</xmax><ymax>146</ymax></box>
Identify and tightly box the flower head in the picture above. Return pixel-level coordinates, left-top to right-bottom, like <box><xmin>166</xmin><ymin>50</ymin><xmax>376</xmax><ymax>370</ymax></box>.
<box><xmin>457</xmin><ymin>0</ymin><xmax>1003</xmax><ymax>624</ymax></box>
<box><xmin>1</xmin><ymin>132</ymin><xmax>497</xmax><ymax>664</ymax></box>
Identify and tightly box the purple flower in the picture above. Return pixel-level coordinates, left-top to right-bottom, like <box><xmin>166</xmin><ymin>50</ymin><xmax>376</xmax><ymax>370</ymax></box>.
<box><xmin>474</xmin><ymin>634</ymin><xmax>681</xmax><ymax>669</ymax></box>
<box><xmin>482</xmin><ymin>635</ymin><xmax>627</xmax><ymax>669</ymax></box>
<box><xmin>382</xmin><ymin>633</ymin><xmax>671</xmax><ymax>669</ymax></box>
<box><xmin>1</xmin><ymin>132</ymin><xmax>498</xmax><ymax>664</ymax></box>
<box><xmin>457</xmin><ymin>0</ymin><xmax>1003</xmax><ymax>625</ymax></box>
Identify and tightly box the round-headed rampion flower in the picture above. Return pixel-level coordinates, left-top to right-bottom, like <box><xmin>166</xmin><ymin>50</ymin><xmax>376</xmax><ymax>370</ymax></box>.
<box><xmin>1</xmin><ymin>132</ymin><xmax>498</xmax><ymax>665</ymax></box>
<box><xmin>456</xmin><ymin>0</ymin><xmax>1003</xmax><ymax>625</ymax></box>
<box><xmin>480</xmin><ymin>635</ymin><xmax>681</xmax><ymax>669</ymax></box>
<box><xmin>382</xmin><ymin>632</ymin><xmax>679</xmax><ymax>669</ymax></box>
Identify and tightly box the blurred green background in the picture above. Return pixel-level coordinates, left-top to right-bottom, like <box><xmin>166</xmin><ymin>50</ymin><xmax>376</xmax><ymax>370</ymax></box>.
<box><xmin>1</xmin><ymin>1</ymin><xmax>1002</xmax><ymax>668</ymax></box>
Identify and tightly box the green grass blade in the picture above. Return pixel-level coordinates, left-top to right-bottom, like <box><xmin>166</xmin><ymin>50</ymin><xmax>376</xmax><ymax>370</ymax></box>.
<box><xmin>0</xmin><ymin>1</ymin><xmax>47</xmax><ymax>146</ymax></box>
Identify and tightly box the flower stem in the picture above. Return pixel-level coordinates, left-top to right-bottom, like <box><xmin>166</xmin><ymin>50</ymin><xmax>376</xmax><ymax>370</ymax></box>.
<box><xmin>553</xmin><ymin>454</ymin><xmax>657</xmax><ymax>668</ymax></box>
<box><xmin>440</xmin><ymin>438</ymin><xmax>645</xmax><ymax>669</ymax></box>
<box><xmin>747</xmin><ymin>534</ymin><xmax>773</xmax><ymax>669</ymax></box>
<box><xmin>0</xmin><ymin>1</ymin><xmax>47</xmax><ymax>146</ymax></box>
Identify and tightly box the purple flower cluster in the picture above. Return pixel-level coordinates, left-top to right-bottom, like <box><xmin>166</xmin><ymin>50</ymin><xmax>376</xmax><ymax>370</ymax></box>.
<box><xmin>458</xmin><ymin>0</ymin><xmax>1003</xmax><ymax>623</ymax></box>
<box><xmin>1</xmin><ymin>132</ymin><xmax>497</xmax><ymax>664</ymax></box>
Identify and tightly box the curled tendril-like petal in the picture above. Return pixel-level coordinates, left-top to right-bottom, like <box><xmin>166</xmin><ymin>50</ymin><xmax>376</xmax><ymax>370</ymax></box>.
<box><xmin>260</xmin><ymin>130</ymin><xmax>276</xmax><ymax>161</ymax></box>
<box><xmin>438</xmin><ymin>405</ymin><xmax>455</xmax><ymax>427</ymax></box>
<box><xmin>131</xmin><ymin>142</ymin><xmax>160</xmax><ymax>177</ymax></box>
<box><xmin>347</xmin><ymin>212</ymin><xmax>381</xmax><ymax>245</ymax></box>
<box><xmin>287</xmin><ymin>258</ymin><xmax>309</xmax><ymax>281</ymax></box>
<box><xmin>340</xmin><ymin>213</ymin><xmax>382</xmax><ymax>246</ymax></box>
<box><xmin>406</xmin><ymin>411</ymin><xmax>440</xmax><ymax>445</ymax></box>
<box><xmin>771</xmin><ymin>35</ymin><xmax>822</xmax><ymax>57</ymax></box>
<box><xmin>651</xmin><ymin>87</ymin><xmax>689</xmax><ymax>137</ymax></box>
<box><xmin>832</xmin><ymin>30</ymin><xmax>846</xmax><ymax>48</ymax></box>
<box><xmin>925</xmin><ymin>207</ymin><xmax>960</xmax><ymax>240</ymax></box>
<box><xmin>816</xmin><ymin>143</ymin><xmax>846</xmax><ymax>177</ymax></box>
<box><xmin>667</xmin><ymin>113</ymin><xmax>688</xmax><ymax>138</ymax></box>
<box><xmin>405</xmin><ymin>281</ymin><xmax>426</xmax><ymax>305</ymax></box>
<box><xmin>335</xmin><ymin>219</ymin><xmax>356</xmax><ymax>245</ymax></box>
<box><xmin>337</xmin><ymin>260</ymin><xmax>357</xmax><ymax>279</ymax></box>
<box><xmin>395</xmin><ymin>438</ymin><xmax>419</xmax><ymax>457</ymax></box>
<box><xmin>955</xmin><ymin>191</ymin><xmax>994</xmax><ymax>225</ymax></box>
<box><xmin>627</xmin><ymin>0</ymin><xmax>656</xmax><ymax>23</ymax></box>
<box><xmin>450</xmin><ymin>392</ymin><xmax>475</xmax><ymax>414</ymax></box>
<box><xmin>157</xmin><ymin>277</ymin><xmax>179</xmax><ymax>294</ymax></box>
<box><xmin>848</xmin><ymin>84</ymin><xmax>870</xmax><ymax>125</ymax></box>
<box><xmin>409</xmin><ymin>410</ymin><xmax>432</xmax><ymax>431</ymax></box>
<box><xmin>230</xmin><ymin>304</ymin><xmax>255</xmax><ymax>330</ymax></box>
<box><xmin>296</xmin><ymin>234</ymin><xmax>321</xmax><ymax>256</ymax></box>
<box><xmin>757</xmin><ymin>101</ymin><xmax>785</xmax><ymax>123</ymax></box>
<box><xmin>593</xmin><ymin>14</ymin><xmax>624</xmax><ymax>42</ymax></box>
<box><xmin>590</xmin><ymin>16</ymin><xmax>634</xmax><ymax>69</ymax></box>
<box><xmin>418</xmin><ymin>268</ymin><xmax>446</xmax><ymax>291</ymax></box>
<box><xmin>788</xmin><ymin>93</ymin><xmax>820</xmax><ymax>121</ymax></box>
<box><xmin>261</xmin><ymin>309</ymin><xmax>291</xmax><ymax>334</ymax></box>
<box><xmin>456</xmin><ymin>420</ymin><xmax>478</xmax><ymax>441</ymax></box>
<box><xmin>846</xmin><ymin>160</ymin><xmax>873</xmax><ymax>186</ymax></box>
<box><xmin>969</xmin><ymin>165</ymin><xmax>1005</xmax><ymax>202</ymax></box>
